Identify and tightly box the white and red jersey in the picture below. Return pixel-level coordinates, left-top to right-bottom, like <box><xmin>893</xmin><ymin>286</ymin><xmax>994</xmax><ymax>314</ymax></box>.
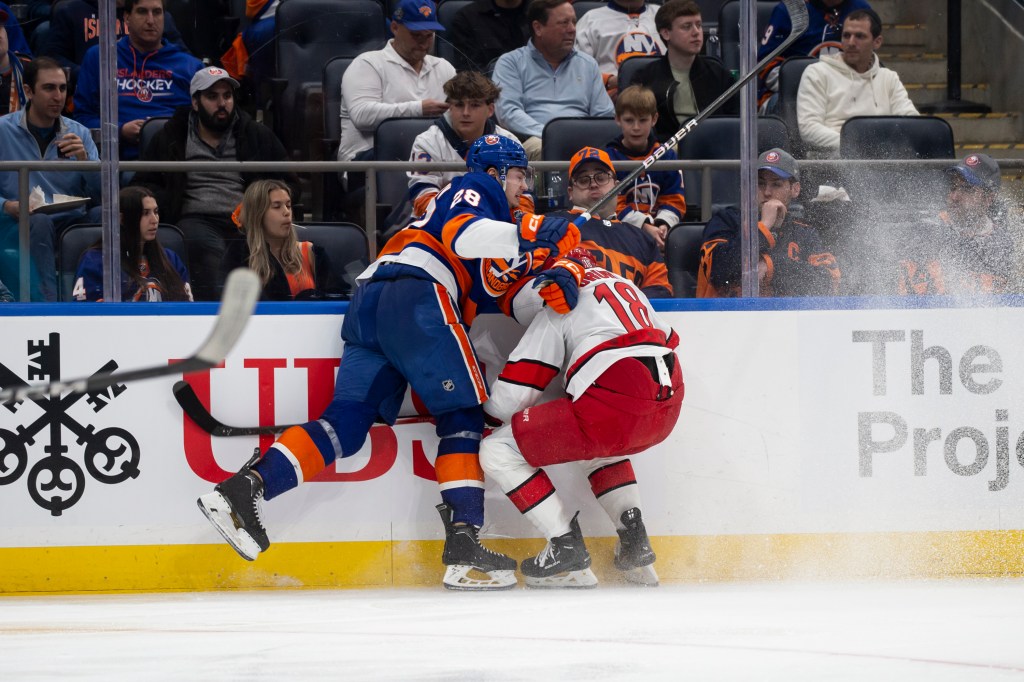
<box><xmin>575</xmin><ymin>4</ymin><xmax>664</xmax><ymax>76</ymax></box>
<box><xmin>487</xmin><ymin>266</ymin><xmax>679</xmax><ymax>423</ymax></box>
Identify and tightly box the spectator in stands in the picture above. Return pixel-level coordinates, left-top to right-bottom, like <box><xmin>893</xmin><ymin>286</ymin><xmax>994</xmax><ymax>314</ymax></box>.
<box><xmin>697</xmin><ymin>148</ymin><xmax>839</xmax><ymax>297</ymax></box>
<box><xmin>0</xmin><ymin>2</ymin><xmax>31</xmax><ymax>56</ymax></box>
<box><xmin>551</xmin><ymin>146</ymin><xmax>671</xmax><ymax>297</ymax></box>
<box><xmin>73</xmin><ymin>0</ymin><xmax>202</xmax><ymax>160</ymax></box>
<box><xmin>633</xmin><ymin>0</ymin><xmax>737</xmax><ymax>142</ymax></box>
<box><xmin>407</xmin><ymin>71</ymin><xmax>527</xmax><ymax>218</ymax></box>
<box><xmin>239</xmin><ymin>0</ymin><xmax>277</xmax><ymax>87</ymax></box>
<box><xmin>605</xmin><ymin>85</ymin><xmax>685</xmax><ymax>250</ymax></box>
<box><xmin>337</xmin><ymin>0</ymin><xmax>455</xmax><ymax>166</ymax></box>
<box><xmin>449</xmin><ymin>0</ymin><xmax>529</xmax><ymax>73</ymax></box>
<box><xmin>492</xmin><ymin>0</ymin><xmax>613</xmax><ymax>160</ymax></box>
<box><xmin>896</xmin><ymin>154</ymin><xmax>1016</xmax><ymax>296</ymax></box>
<box><xmin>133</xmin><ymin>66</ymin><xmax>299</xmax><ymax>301</ymax></box>
<box><xmin>43</xmin><ymin>0</ymin><xmax>189</xmax><ymax>86</ymax></box>
<box><xmin>796</xmin><ymin>8</ymin><xmax>916</xmax><ymax>158</ymax></box>
<box><xmin>757</xmin><ymin>0</ymin><xmax>872</xmax><ymax>112</ymax></box>
<box><xmin>73</xmin><ymin>186</ymin><xmax>193</xmax><ymax>302</ymax></box>
<box><xmin>0</xmin><ymin>57</ymin><xmax>101</xmax><ymax>302</ymax></box>
<box><xmin>221</xmin><ymin>180</ymin><xmax>339</xmax><ymax>301</ymax></box>
<box><xmin>1</xmin><ymin>6</ymin><xmax>31</xmax><ymax>116</ymax></box>
<box><xmin>575</xmin><ymin>0</ymin><xmax>663</xmax><ymax>97</ymax></box>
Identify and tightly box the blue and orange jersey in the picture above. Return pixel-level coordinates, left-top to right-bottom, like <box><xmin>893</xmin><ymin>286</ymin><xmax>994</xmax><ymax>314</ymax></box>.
<box><xmin>367</xmin><ymin>171</ymin><xmax>535</xmax><ymax>325</ymax></box>
<box><xmin>896</xmin><ymin>211</ymin><xmax>1014</xmax><ymax>296</ymax></box>
<box><xmin>550</xmin><ymin>208</ymin><xmax>672</xmax><ymax>298</ymax></box>
<box><xmin>605</xmin><ymin>135</ymin><xmax>686</xmax><ymax>228</ymax></box>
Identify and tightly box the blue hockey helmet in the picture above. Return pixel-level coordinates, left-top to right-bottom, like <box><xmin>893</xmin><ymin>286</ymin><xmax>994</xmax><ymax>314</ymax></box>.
<box><xmin>465</xmin><ymin>134</ymin><xmax>529</xmax><ymax>184</ymax></box>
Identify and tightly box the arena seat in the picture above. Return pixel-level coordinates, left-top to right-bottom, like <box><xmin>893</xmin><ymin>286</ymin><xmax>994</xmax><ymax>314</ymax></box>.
<box><xmin>776</xmin><ymin>55</ymin><xmax>816</xmax><ymax>157</ymax></box>
<box><xmin>373</xmin><ymin>117</ymin><xmax>435</xmax><ymax>230</ymax></box>
<box><xmin>617</xmin><ymin>55</ymin><xmax>662</xmax><ymax>92</ymax></box>
<box><xmin>138</xmin><ymin>117</ymin><xmax>170</xmax><ymax>157</ymax></box>
<box><xmin>57</xmin><ymin>224</ymin><xmax>188</xmax><ymax>302</ymax></box>
<box><xmin>272</xmin><ymin>0</ymin><xmax>386</xmax><ymax>160</ymax></box>
<box><xmin>839</xmin><ymin>115</ymin><xmax>955</xmax><ymax>208</ymax></box>
<box><xmin>664</xmin><ymin>222</ymin><xmax>705</xmax><ymax>298</ymax></box>
<box><xmin>435</xmin><ymin>0</ymin><xmax>473</xmax><ymax>65</ymax></box>
<box><xmin>675</xmin><ymin>115</ymin><xmax>789</xmax><ymax>219</ymax></box>
<box><xmin>295</xmin><ymin>222</ymin><xmax>370</xmax><ymax>297</ymax></box>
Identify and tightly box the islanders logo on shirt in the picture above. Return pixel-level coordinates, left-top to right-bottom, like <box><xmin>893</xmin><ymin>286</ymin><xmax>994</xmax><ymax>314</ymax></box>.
<box><xmin>481</xmin><ymin>253</ymin><xmax>533</xmax><ymax>297</ymax></box>
<box><xmin>615</xmin><ymin>32</ymin><xmax>663</xmax><ymax>65</ymax></box>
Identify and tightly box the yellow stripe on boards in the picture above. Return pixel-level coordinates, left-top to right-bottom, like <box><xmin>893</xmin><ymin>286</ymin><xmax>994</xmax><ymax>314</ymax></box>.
<box><xmin>2</xmin><ymin>531</ymin><xmax>1023</xmax><ymax>595</ymax></box>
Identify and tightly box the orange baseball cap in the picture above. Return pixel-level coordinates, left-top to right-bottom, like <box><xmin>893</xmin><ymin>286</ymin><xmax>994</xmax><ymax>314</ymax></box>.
<box><xmin>568</xmin><ymin>147</ymin><xmax>616</xmax><ymax>179</ymax></box>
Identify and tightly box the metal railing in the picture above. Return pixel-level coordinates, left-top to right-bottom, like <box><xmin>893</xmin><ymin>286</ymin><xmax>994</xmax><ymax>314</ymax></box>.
<box><xmin>3</xmin><ymin>157</ymin><xmax>1023</xmax><ymax>302</ymax></box>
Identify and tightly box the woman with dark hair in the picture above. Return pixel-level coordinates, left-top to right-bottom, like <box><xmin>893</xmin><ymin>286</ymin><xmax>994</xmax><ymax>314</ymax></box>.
<box><xmin>73</xmin><ymin>186</ymin><xmax>193</xmax><ymax>301</ymax></box>
<box><xmin>220</xmin><ymin>179</ymin><xmax>336</xmax><ymax>300</ymax></box>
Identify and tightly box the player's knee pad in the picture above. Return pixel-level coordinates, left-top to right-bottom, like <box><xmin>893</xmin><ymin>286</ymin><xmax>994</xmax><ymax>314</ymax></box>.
<box><xmin>478</xmin><ymin>425</ymin><xmax>521</xmax><ymax>476</ymax></box>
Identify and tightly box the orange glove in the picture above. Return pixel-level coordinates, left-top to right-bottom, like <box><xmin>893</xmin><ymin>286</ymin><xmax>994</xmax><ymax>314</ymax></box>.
<box><xmin>518</xmin><ymin>212</ymin><xmax>581</xmax><ymax>263</ymax></box>
<box><xmin>533</xmin><ymin>256</ymin><xmax>586</xmax><ymax>314</ymax></box>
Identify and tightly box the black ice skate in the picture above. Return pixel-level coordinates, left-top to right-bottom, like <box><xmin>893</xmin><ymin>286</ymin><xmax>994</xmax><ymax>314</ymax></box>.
<box><xmin>437</xmin><ymin>503</ymin><xmax>517</xmax><ymax>591</ymax></box>
<box><xmin>614</xmin><ymin>508</ymin><xmax>659</xmax><ymax>586</ymax></box>
<box><xmin>197</xmin><ymin>450</ymin><xmax>269</xmax><ymax>561</ymax></box>
<box><xmin>521</xmin><ymin>512</ymin><xmax>598</xmax><ymax>589</ymax></box>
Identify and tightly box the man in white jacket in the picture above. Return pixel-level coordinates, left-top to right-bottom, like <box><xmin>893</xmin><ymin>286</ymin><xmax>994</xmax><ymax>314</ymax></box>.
<box><xmin>796</xmin><ymin>8</ymin><xmax>918</xmax><ymax>158</ymax></box>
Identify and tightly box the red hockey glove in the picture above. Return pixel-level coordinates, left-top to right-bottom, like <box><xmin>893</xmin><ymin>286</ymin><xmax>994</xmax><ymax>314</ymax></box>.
<box><xmin>517</xmin><ymin>212</ymin><xmax>581</xmax><ymax>263</ymax></box>
<box><xmin>532</xmin><ymin>256</ymin><xmax>586</xmax><ymax>314</ymax></box>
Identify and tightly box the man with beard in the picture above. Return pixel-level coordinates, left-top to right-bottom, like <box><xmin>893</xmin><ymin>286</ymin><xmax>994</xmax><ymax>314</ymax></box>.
<box><xmin>896</xmin><ymin>154</ymin><xmax>1016</xmax><ymax>296</ymax></box>
<box><xmin>133</xmin><ymin>66</ymin><xmax>299</xmax><ymax>301</ymax></box>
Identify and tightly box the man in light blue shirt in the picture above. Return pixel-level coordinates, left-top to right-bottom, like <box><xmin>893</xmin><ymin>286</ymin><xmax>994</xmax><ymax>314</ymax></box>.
<box><xmin>0</xmin><ymin>58</ymin><xmax>100</xmax><ymax>301</ymax></box>
<box><xmin>492</xmin><ymin>0</ymin><xmax>613</xmax><ymax>159</ymax></box>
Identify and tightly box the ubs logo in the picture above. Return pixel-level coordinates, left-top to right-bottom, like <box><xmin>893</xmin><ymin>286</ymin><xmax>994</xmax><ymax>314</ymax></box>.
<box><xmin>0</xmin><ymin>334</ymin><xmax>140</xmax><ymax>516</ymax></box>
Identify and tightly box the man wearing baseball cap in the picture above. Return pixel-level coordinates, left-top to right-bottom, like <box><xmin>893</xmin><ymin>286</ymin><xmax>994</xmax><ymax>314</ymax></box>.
<box><xmin>896</xmin><ymin>153</ymin><xmax>1014</xmax><ymax>295</ymax></box>
<box><xmin>698</xmin><ymin>147</ymin><xmax>840</xmax><ymax>297</ymax></box>
<box><xmin>337</xmin><ymin>0</ymin><xmax>455</xmax><ymax>224</ymax></box>
<box><xmin>133</xmin><ymin>65</ymin><xmax>299</xmax><ymax>300</ymax></box>
<box><xmin>546</xmin><ymin>146</ymin><xmax>672</xmax><ymax>298</ymax></box>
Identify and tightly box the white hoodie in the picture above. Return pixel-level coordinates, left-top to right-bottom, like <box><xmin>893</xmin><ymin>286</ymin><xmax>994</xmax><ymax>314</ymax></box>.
<box><xmin>797</xmin><ymin>53</ymin><xmax>919</xmax><ymax>156</ymax></box>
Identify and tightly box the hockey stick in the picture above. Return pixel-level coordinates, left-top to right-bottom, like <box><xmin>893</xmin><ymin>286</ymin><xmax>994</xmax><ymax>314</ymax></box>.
<box><xmin>581</xmin><ymin>0</ymin><xmax>810</xmax><ymax>218</ymax></box>
<box><xmin>0</xmin><ymin>269</ymin><xmax>261</xmax><ymax>404</ymax></box>
<box><xmin>173</xmin><ymin>379</ymin><xmax>435</xmax><ymax>437</ymax></box>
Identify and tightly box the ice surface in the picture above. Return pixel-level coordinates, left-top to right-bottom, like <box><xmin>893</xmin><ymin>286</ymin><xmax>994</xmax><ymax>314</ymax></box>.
<box><xmin>2</xmin><ymin>579</ymin><xmax>1023</xmax><ymax>680</ymax></box>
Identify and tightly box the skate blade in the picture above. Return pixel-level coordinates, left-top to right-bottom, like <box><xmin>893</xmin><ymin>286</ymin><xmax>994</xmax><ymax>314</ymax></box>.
<box><xmin>442</xmin><ymin>565</ymin><xmax>517</xmax><ymax>591</ymax></box>
<box><xmin>197</xmin><ymin>492</ymin><xmax>261</xmax><ymax>561</ymax></box>
<box><xmin>621</xmin><ymin>564</ymin><xmax>659</xmax><ymax>587</ymax></box>
<box><xmin>524</xmin><ymin>568</ymin><xmax>598</xmax><ymax>589</ymax></box>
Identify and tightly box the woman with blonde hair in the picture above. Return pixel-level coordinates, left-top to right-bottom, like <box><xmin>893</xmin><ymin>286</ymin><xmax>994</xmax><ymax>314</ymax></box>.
<box><xmin>73</xmin><ymin>186</ymin><xmax>193</xmax><ymax>302</ymax></box>
<box><xmin>221</xmin><ymin>179</ymin><xmax>336</xmax><ymax>300</ymax></box>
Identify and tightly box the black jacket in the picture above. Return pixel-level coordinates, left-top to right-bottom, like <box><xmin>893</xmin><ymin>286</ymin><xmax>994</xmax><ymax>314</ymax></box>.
<box><xmin>133</xmin><ymin>106</ymin><xmax>300</xmax><ymax>225</ymax></box>
<box><xmin>220</xmin><ymin>240</ymin><xmax>343</xmax><ymax>301</ymax></box>
<box><xmin>449</xmin><ymin>0</ymin><xmax>530</xmax><ymax>72</ymax></box>
<box><xmin>633</xmin><ymin>56</ymin><xmax>739</xmax><ymax>142</ymax></box>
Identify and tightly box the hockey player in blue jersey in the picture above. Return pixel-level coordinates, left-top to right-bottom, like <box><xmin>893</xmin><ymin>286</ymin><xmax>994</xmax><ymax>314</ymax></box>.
<box><xmin>197</xmin><ymin>135</ymin><xmax>581</xmax><ymax>590</ymax></box>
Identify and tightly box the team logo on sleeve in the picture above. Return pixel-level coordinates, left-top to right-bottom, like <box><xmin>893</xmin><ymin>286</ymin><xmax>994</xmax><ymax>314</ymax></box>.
<box><xmin>482</xmin><ymin>253</ymin><xmax>533</xmax><ymax>297</ymax></box>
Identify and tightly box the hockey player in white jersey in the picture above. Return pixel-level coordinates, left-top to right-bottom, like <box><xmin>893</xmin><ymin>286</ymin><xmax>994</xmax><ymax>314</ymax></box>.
<box><xmin>480</xmin><ymin>247</ymin><xmax>684</xmax><ymax>587</ymax></box>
